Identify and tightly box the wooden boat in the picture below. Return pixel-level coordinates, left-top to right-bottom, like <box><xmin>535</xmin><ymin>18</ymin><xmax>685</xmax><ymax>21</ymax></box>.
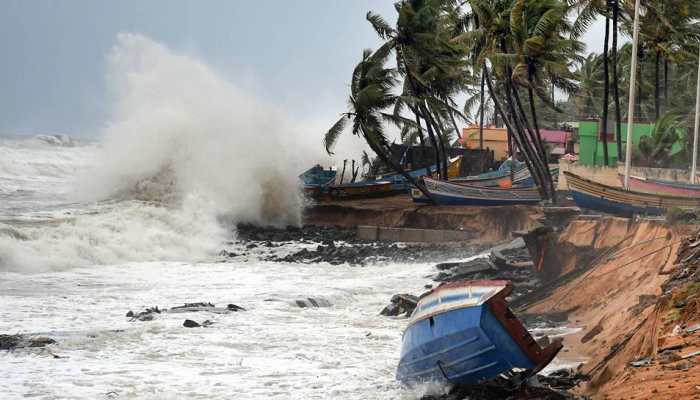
<box><xmin>469</xmin><ymin>159</ymin><xmax>524</xmax><ymax>180</ymax></box>
<box><xmin>565</xmin><ymin>171</ymin><xmax>700</xmax><ymax>216</ymax></box>
<box><xmin>619</xmin><ymin>174</ymin><xmax>700</xmax><ymax>198</ymax></box>
<box><xmin>397</xmin><ymin>280</ymin><xmax>562</xmax><ymax>385</ymax></box>
<box><xmin>411</xmin><ymin>177</ymin><xmax>541</xmax><ymax>206</ymax></box>
<box><xmin>453</xmin><ymin>166</ymin><xmax>559</xmax><ymax>189</ymax></box>
<box><xmin>377</xmin><ymin>157</ymin><xmax>464</xmax><ymax>193</ymax></box>
<box><xmin>326</xmin><ymin>180</ymin><xmax>395</xmax><ymax>200</ymax></box>
<box><xmin>299</xmin><ymin>165</ymin><xmax>337</xmax><ymax>197</ymax></box>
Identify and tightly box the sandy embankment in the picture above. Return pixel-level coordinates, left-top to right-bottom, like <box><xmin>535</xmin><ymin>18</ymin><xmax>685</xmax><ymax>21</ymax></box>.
<box><xmin>525</xmin><ymin>218</ymin><xmax>700</xmax><ymax>399</ymax></box>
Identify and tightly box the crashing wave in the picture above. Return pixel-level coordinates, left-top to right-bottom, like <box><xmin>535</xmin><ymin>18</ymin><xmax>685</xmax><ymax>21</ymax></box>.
<box><xmin>33</xmin><ymin>134</ymin><xmax>80</xmax><ymax>147</ymax></box>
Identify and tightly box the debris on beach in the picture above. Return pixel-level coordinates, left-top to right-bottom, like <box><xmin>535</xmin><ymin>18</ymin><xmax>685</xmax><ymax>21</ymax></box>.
<box><xmin>126</xmin><ymin>302</ymin><xmax>246</xmax><ymax>322</ymax></box>
<box><xmin>380</xmin><ymin>294</ymin><xmax>418</xmax><ymax>317</ymax></box>
<box><xmin>0</xmin><ymin>334</ymin><xmax>56</xmax><ymax>350</ymax></box>
<box><xmin>182</xmin><ymin>319</ymin><xmax>213</xmax><ymax>328</ymax></box>
<box><xmin>293</xmin><ymin>297</ymin><xmax>332</xmax><ymax>308</ymax></box>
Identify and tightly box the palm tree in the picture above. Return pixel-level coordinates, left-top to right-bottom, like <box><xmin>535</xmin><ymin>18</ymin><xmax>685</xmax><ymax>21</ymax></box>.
<box><xmin>611</xmin><ymin>0</ymin><xmax>623</xmax><ymax>160</ymax></box>
<box><xmin>367</xmin><ymin>0</ymin><xmax>470</xmax><ymax>181</ymax></box>
<box><xmin>508</xmin><ymin>0</ymin><xmax>582</xmax><ymax>191</ymax></box>
<box><xmin>574</xmin><ymin>53</ymin><xmax>604</xmax><ymax>118</ymax></box>
<box><xmin>324</xmin><ymin>47</ymin><xmax>436</xmax><ymax>202</ymax></box>
<box><xmin>462</xmin><ymin>0</ymin><xmax>557</xmax><ymax>201</ymax></box>
<box><xmin>634</xmin><ymin>112</ymin><xmax>684</xmax><ymax>167</ymax></box>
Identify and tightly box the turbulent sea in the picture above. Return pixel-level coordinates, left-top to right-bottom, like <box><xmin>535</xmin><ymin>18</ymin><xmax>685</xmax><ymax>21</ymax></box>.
<box><xmin>0</xmin><ymin>134</ymin><xmax>447</xmax><ymax>399</ymax></box>
<box><xmin>0</xmin><ymin>34</ymin><xmax>578</xmax><ymax>399</ymax></box>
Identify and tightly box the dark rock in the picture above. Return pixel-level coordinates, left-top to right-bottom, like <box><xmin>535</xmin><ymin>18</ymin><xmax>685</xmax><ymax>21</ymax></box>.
<box><xmin>293</xmin><ymin>297</ymin><xmax>331</xmax><ymax>308</ymax></box>
<box><xmin>183</xmin><ymin>319</ymin><xmax>200</xmax><ymax>328</ymax></box>
<box><xmin>231</xmin><ymin>224</ymin><xmax>486</xmax><ymax>266</ymax></box>
<box><xmin>128</xmin><ymin>306</ymin><xmax>161</xmax><ymax>321</ymax></box>
<box><xmin>0</xmin><ymin>334</ymin><xmax>21</xmax><ymax>350</ymax></box>
<box><xmin>1</xmin><ymin>334</ymin><xmax>56</xmax><ymax>350</ymax></box>
<box><xmin>381</xmin><ymin>294</ymin><xmax>418</xmax><ymax>317</ymax></box>
<box><xmin>137</xmin><ymin>313</ymin><xmax>154</xmax><ymax>321</ymax></box>
<box><xmin>227</xmin><ymin>304</ymin><xmax>246</xmax><ymax>311</ymax></box>
<box><xmin>172</xmin><ymin>302</ymin><xmax>214</xmax><ymax>310</ymax></box>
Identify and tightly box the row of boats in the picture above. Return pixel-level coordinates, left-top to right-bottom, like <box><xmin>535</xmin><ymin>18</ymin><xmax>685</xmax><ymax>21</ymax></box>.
<box><xmin>301</xmin><ymin>160</ymin><xmax>700</xmax><ymax>216</ymax></box>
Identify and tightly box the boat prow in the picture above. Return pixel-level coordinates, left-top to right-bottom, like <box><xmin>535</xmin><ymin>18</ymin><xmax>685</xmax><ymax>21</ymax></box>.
<box><xmin>397</xmin><ymin>280</ymin><xmax>562</xmax><ymax>386</ymax></box>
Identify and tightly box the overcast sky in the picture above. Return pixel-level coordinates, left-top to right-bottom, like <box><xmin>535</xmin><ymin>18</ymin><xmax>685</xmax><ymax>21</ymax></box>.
<box><xmin>0</xmin><ymin>1</ymin><xmax>607</xmax><ymax>136</ymax></box>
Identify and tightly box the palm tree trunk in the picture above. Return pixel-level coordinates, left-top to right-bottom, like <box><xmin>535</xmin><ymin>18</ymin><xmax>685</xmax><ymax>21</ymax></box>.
<box><xmin>612</xmin><ymin>0</ymin><xmax>623</xmax><ymax>161</ymax></box>
<box><xmin>448</xmin><ymin>109</ymin><xmax>462</xmax><ymax>142</ymax></box>
<box><xmin>424</xmin><ymin>105</ymin><xmax>450</xmax><ymax>180</ymax></box>
<box><xmin>420</xmin><ymin>104</ymin><xmax>443</xmax><ymax>179</ymax></box>
<box><xmin>504</xmin><ymin>87</ymin><xmax>549</xmax><ymax>200</ymax></box>
<box><xmin>411</xmin><ymin>106</ymin><xmax>430</xmax><ymax>176</ymax></box>
<box><xmin>527</xmin><ymin>81</ymin><xmax>556</xmax><ymax>202</ymax></box>
<box><xmin>664</xmin><ymin>58</ymin><xmax>669</xmax><ymax>111</ymax></box>
<box><xmin>351</xmin><ymin>160</ymin><xmax>358</xmax><ymax>183</ymax></box>
<box><xmin>484</xmin><ymin>67</ymin><xmax>547</xmax><ymax>200</ymax></box>
<box><xmin>499</xmin><ymin>75</ymin><xmax>549</xmax><ymax>199</ymax></box>
<box><xmin>340</xmin><ymin>160</ymin><xmax>347</xmax><ymax>184</ymax></box>
<box><xmin>507</xmin><ymin>127</ymin><xmax>514</xmax><ymax>180</ymax></box>
<box><xmin>497</xmin><ymin>36</ymin><xmax>551</xmax><ymax>198</ymax></box>
<box><xmin>508</xmin><ymin>78</ymin><xmax>552</xmax><ymax>199</ymax></box>
<box><xmin>637</xmin><ymin>47</ymin><xmax>644</xmax><ymax>120</ymax></box>
<box><xmin>655</xmin><ymin>50</ymin><xmax>661</xmax><ymax>120</ymax></box>
<box><xmin>601</xmin><ymin>13</ymin><xmax>611</xmax><ymax>166</ymax></box>
<box><xmin>479</xmin><ymin>68</ymin><xmax>486</xmax><ymax>149</ymax></box>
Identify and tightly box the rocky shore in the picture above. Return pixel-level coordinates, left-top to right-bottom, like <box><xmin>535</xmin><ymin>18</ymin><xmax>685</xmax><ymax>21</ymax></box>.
<box><xmin>230</xmin><ymin>223</ymin><xmax>488</xmax><ymax>266</ymax></box>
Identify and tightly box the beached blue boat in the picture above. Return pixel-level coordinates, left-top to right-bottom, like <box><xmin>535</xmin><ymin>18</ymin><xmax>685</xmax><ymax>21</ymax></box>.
<box><xmin>412</xmin><ymin>177</ymin><xmax>541</xmax><ymax>206</ymax></box>
<box><xmin>397</xmin><ymin>280</ymin><xmax>562</xmax><ymax>386</ymax></box>
<box><xmin>300</xmin><ymin>165</ymin><xmax>337</xmax><ymax>197</ymax></box>
<box><xmin>376</xmin><ymin>157</ymin><xmax>462</xmax><ymax>192</ymax></box>
<box><xmin>299</xmin><ymin>165</ymin><xmax>336</xmax><ymax>186</ymax></box>
<box><xmin>565</xmin><ymin>171</ymin><xmax>700</xmax><ymax>217</ymax></box>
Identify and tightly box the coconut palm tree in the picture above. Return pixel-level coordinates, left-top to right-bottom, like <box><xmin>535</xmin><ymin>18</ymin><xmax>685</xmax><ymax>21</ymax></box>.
<box><xmin>323</xmin><ymin>47</ymin><xmax>436</xmax><ymax>202</ymax></box>
<box><xmin>575</xmin><ymin>53</ymin><xmax>604</xmax><ymax>118</ymax></box>
<box><xmin>634</xmin><ymin>112</ymin><xmax>684</xmax><ymax>168</ymax></box>
<box><xmin>367</xmin><ymin>0</ymin><xmax>470</xmax><ymax>181</ymax></box>
<box><xmin>508</xmin><ymin>0</ymin><xmax>582</xmax><ymax>190</ymax></box>
<box><xmin>461</xmin><ymin>0</ymin><xmax>557</xmax><ymax>201</ymax></box>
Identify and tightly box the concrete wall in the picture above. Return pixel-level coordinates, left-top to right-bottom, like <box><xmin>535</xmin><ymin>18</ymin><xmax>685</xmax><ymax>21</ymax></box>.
<box><xmin>557</xmin><ymin>161</ymin><xmax>693</xmax><ymax>190</ymax></box>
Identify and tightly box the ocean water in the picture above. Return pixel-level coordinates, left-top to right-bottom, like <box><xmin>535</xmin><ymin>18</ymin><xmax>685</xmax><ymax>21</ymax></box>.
<box><xmin>0</xmin><ymin>135</ymin><xmax>454</xmax><ymax>399</ymax></box>
<box><xmin>1</xmin><ymin>34</ymin><xmax>580</xmax><ymax>399</ymax></box>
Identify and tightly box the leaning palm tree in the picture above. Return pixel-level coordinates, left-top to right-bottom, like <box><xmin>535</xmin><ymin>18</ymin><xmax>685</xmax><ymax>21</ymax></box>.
<box><xmin>367</xmin><ymin>0</ymin><xmax>469</xmax><ymax>180</ymax></box>
<box><xmin>323</xmin><ymin>47</ymin><xmax>436</xmax><ymax>202</ymax></box>
<box><xmin>509</xmin><ymin>0</ymin><xmax>583</xmax><ymax>191</ymax></box>
<box><xmin>461</xmin><ymin>0</ymin><xmax>560</xmax><ymax>201</ymax></box>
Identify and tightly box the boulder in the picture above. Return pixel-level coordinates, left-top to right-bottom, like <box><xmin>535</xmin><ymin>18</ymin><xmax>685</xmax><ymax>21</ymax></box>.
<box><xmin>183</xmin><ymin>319</ymin><xmax>200</xmax><ymax>328</ymax></box>
<box><xmin>380</xmin><ymin>294</ymin><xmax>418</xmax><ymax>317</ymax></box>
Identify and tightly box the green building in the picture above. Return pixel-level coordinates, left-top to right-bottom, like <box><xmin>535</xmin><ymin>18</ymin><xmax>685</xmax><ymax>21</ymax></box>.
<box><xmin>578</xmin><ymin>120</ymin><xmax>684</xmax><ymax>166</ymax></box>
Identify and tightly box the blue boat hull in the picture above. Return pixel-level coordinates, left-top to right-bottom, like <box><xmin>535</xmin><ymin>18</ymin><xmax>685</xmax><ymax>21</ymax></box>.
<box><xmin>570</xmin><ymin>188</ymin><xmax>664</xmax><ymax>217</ymax></box>
<box><xmin>397</xmin><ymin>304</ymin><xmax>534</xmax><ymax>385</ymax></box>
<box><xmin>415</xmin><ymin>192</ymin><xmax>540</xmax><ymax>206</ymax></box>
